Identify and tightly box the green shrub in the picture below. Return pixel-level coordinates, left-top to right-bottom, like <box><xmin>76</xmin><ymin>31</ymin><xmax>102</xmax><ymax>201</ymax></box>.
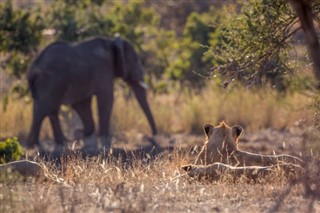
<box><xmin>0</xmin><ymin>137</ymin><xmax>24</xmax><ymax>164</ymax></box>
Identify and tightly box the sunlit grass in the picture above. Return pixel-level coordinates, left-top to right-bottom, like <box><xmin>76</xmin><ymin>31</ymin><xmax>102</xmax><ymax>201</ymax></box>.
<box><xmin>0</xmin><ymin>148</ymin><xmax>310</xmax><ymax>212</ymax></box>
<box><xmin>0</xmin><ymin>84</ymin><xmax>314</xmax><ymax>141</ymax></box>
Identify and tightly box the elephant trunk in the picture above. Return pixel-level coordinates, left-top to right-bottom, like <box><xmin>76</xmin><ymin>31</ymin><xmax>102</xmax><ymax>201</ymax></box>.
<box><xmin>130</xmin><ymin>81</ymin><xmax>157</xmax><ymax>135</ymax></box>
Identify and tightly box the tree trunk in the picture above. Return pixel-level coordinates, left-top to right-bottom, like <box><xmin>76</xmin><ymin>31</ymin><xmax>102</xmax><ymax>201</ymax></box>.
<box><xmin>290</xmin><ymin>0</ymin><xmax>320</xmax><ymax>86</ymax></box>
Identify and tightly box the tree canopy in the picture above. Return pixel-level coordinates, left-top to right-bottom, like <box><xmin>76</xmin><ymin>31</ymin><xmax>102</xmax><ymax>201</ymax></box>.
<box><xmin>1</xmin><ymin>0</ymin><xmax>320</xmax><ymax>96</ymax></box>
<box><xmin>210</xmin><ymin>0</ymin><xmax>320</xmax><ymax>92</ymax></box>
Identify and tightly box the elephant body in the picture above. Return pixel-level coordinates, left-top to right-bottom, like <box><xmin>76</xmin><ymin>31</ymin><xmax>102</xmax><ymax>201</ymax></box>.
<box><xmin>27</xmin><ymin>37</ymin><xmax>157</xmax><ymax>148</ymax></box>
<box><xmin>29</xmin><ymin>38</ymin><xmax>115</xmax><ymax>106</ymax></box>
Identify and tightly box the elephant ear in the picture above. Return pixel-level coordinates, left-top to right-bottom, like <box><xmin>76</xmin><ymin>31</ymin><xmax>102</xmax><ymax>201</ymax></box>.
<box><xmin>113</xmin><ymin>37</ymin><xmax>128</xmax><ymax>79</ymax></box>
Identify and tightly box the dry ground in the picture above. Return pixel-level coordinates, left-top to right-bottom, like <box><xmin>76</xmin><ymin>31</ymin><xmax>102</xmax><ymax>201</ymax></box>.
<box><xmin>1</xmin><ymin>126</ymin><xmax>320</xmax><ymax>213</ymax></box>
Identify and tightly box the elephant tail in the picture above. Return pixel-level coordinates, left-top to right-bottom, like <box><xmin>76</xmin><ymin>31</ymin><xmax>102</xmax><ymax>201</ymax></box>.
<box><xmin>27</xmin><ymin>66</ymin><xmax>41</xmax><ymax>100</ymax></box>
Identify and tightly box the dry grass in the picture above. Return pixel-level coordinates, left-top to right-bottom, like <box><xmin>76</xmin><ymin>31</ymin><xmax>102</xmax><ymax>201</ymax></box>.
<box><xmin>1</xmin><ymin>147</ymin><xmax>317</xmax><ymax>213</ymax></box>
<box><xmin>1</xmin><ymin>84</ymin><xmax>319</xmax><ymax>212</ymax></box>
<box><xmin>0</xmin><ymin>84</ymin><xmax>314</xmax><ymax>141</ymax></box>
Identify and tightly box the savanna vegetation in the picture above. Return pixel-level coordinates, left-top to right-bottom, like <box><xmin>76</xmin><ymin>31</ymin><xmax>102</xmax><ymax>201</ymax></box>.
<box><xmin>1</xmin><ymin>0</ymin><xmax>320</xmax><ymax>212</ymax></box>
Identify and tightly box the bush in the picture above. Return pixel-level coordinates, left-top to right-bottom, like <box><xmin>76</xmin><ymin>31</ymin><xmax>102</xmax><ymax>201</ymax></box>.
<box><xmin>0</xmin><ymin>137</ymin><xmax>24</xmax><ymax>164</ymax></box>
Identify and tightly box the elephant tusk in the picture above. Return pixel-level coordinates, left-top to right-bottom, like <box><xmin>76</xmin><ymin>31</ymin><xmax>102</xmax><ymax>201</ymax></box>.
<box><xmin>138</xmin><ymin>81</ymin><xmax>149</xmax><ymax>90</ymax></box>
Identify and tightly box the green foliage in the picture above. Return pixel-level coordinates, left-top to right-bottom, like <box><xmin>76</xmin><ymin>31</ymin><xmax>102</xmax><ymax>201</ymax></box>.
<box><xmin>45</xmin><ymin>0</ymin><xmax>159</xmax><ymax>45</ymax></box>
<box><xmin>0</xmin><ymin>1</ymin><xmax>43</xmax><ymax>54</ymax></box>
<box><xmin>108</xmin><ymin>1</ymin><xmax>159</xmax><ymax>47</ymax></box>
<box><xmin>168</xmin><ymin>10</ymin><xmax>220</xmax><ymax>88</ymax></box>
<box><xmin>0</xmin><ymin>137</ymin><xmax>24</xmax><ymax>164</ymax></box>
<box><xmin>144</xmin><ymin>9</ymin><xmax>221</xmax><ymax>90</ymax></box>
<box><xmin>210</xmin><ymin>0</ymin><xmax>297</xmax><ymax>92</ymax></box>
<box><xmin>142</xmin><ymin>28</ymin><xmax>179</xmax><ymax>91</ymax></box>
<box><xmin>0</xmin><ymin>0</ymin><xmax>44</xmax><ymax>98</ymax></box>
<box><xmin>45</xmin><ymin>1</ymin><xmax>82</xmax><ymax>41</ymax></box>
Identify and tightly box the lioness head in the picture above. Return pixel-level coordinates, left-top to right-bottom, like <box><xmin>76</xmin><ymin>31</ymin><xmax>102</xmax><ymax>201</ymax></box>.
<box><xmin>195</xmin><ymin>121</ymin><xmax>243</xmax><ymax>165</ymax></box>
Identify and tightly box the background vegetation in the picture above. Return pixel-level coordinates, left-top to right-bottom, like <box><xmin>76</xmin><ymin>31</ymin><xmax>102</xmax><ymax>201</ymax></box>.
<box><xmin>0</xmin><ymin>136</ymin><xmax>23</xmax><ymax>164</ymax></box>
<box><xmin>0</xmin><ymin>0</ymin><xmax>319</xmax><ymax>138</ymax></box>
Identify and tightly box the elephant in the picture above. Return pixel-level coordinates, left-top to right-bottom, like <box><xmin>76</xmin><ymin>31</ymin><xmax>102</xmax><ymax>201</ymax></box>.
<box><xmin>26</xmin><ymin>36</ymin><xmax>157</xmax><ymax>149</ymax></box>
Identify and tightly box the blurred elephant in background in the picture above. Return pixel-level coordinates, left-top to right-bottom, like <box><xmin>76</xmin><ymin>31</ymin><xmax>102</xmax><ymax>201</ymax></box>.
<box><xmin>26</xmin><ymin>36</ymin><xmax>157</xmax><ymax>149</ymax></box>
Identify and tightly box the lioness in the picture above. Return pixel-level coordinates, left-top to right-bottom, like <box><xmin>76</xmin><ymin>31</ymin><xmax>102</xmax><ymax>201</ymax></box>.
<box><xmin>182</xmin><ymin>122</ymin><xmax>303</xmax><ymax>179</ymax></box>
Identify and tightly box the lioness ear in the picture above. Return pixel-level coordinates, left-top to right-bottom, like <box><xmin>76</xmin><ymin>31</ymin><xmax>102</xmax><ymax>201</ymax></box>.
<box><xmin>203</xmin><ymin>124</ymin><xmax>214</xmax><ymax>137</ymax></box>
<box><xmin>231</xmin><ymin>125</ymin><xmax>243</xmax><ymax>141</ymax></box>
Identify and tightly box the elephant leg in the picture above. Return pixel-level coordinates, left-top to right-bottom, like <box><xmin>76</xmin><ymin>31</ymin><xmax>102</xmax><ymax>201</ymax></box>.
<box><xmin>96</xmin><ymin>90</ymin><xmax>113</xmax><ymax>149</ymax></box>
<box><xmin>26</xmin><ymin>103</ymin><xmax>46</xmax><ymax>148</ymax></box>
<box><xmin>72</xmin><ymin>98</ymin><xmax>95</xmax><ymax>138</ymax></box>
<box><xmin>49</xmin><ymin>112</ymin><xmax>67</xmax><ymax>145</ymax></box>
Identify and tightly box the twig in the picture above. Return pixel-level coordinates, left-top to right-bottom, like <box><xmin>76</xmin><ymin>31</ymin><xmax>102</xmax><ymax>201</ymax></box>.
<box><xmin>169</xmin><ymin>173</ymin><xmax>187</xmax><ymax>182</ymax></box>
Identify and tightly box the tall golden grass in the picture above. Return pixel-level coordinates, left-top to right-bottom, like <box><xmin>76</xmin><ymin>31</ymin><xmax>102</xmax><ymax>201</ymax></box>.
<box><xmin>0</xmin><ymin>149</ymin><xmax>311</xmax><ymax>212</ymax></box>
<box><xmin>0</xmin><ymin>84</ymin><xmax>314</xmax><ymax>141</ymax></box>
